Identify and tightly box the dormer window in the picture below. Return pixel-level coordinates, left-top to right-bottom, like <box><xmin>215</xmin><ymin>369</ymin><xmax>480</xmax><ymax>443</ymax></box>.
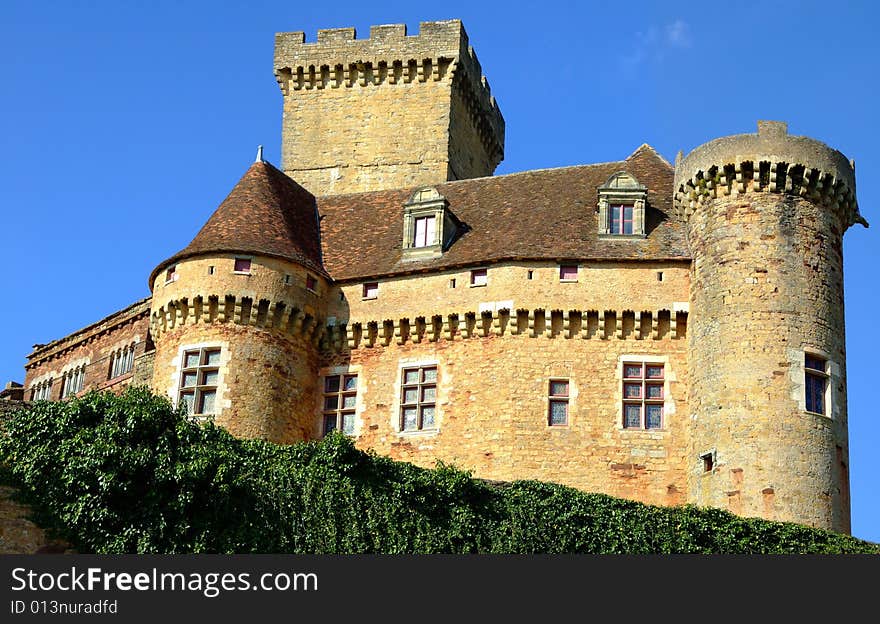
<box><xmin>413</xmin><ymin>216</ymin><xmax>436</xmax><ymax>248</ymax></box>
<box><xmin>402</xmin><ymin>187</ymin><xmax>460</xmax><ymax>260</ymax></box>
<box><xmin>597</xmin><ymin>172</ymin><xmax>648</xmax><ymax>238</ymax></box>
<box><xmin>610</xmin><ymin>204</ymin><xmax>634</xmax><ymax>235</ymax></box>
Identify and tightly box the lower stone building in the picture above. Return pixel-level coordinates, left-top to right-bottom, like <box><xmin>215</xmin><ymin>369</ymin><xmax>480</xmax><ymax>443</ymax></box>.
<box><xmin>13</xmin><ymin>19</ymin><xmax>866</xmax><ymax>533</ymax></box>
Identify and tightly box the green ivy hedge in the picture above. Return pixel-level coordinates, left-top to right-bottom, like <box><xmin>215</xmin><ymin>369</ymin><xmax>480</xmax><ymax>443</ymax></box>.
<box><xmin>1</xmin><ymin>387</ymin><xmax>876</xmax><ymax>554</ymax></box>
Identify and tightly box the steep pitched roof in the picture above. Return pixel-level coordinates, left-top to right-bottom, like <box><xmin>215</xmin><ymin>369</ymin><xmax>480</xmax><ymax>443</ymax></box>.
<box><xmin>149</xmin><ymin>160</ymin><xmax>326</xmax><ymax>288</ymax></box>
<box><xmin>317</xmin><ymin>144</ymin><xmax>690</xmax><ymax>281</ymax></box>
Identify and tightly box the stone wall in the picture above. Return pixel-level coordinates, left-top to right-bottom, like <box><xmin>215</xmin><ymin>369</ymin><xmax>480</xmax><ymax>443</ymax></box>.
<box><xmin>676</xmin><ymin>122</ymin><xmax>859</xmax><ymax>532</ymax></box>
<box><xmin>23</xmin><ymin>298</ymin><xmax>152</xmax><ymax>401</ymax></box>
<box><xmin>321</xmin><ymin>329</ymin><xmax>689</xmax><ymax>508</ymax></box>
<box><xmin>151</xmin><ymin>322</ymin><xmax>319</xmax><ymax>443</ymax></box>
<box><xmin>332</xmin><ymin>260</ymin><xmax>691</xmax><ymax>323</ymax></box>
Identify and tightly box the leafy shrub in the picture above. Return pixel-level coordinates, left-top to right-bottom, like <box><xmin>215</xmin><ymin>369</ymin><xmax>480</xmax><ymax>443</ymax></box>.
<box><xmin>1</xmin><ymin>387</ymin><xmax>876</xmax><ymax>554</ymax></box>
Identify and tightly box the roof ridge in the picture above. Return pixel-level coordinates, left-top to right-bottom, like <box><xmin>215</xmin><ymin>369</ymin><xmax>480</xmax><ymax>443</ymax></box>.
<box><xmin>626</xmin><ymin>143</ymin><xmax>673</xmax><ymax>168</ymax></box>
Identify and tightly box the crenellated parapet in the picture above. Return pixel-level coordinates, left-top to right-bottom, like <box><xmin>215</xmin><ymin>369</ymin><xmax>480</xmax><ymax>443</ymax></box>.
<box><xmin>319</xmin><ymin>306</ymin><xmax>688</xmax><ymax>352</ymax></box>
<box><xmin>673</xmin><ymin>121</ymin><xmax>866</xmax><ymax>229</ymax></box>
<box><xmin>274</xmin><ymin>19</ymin><xmax>505</xmax><ymax>187</ymax></box>
<box><xmin>150</xmin><ymin>293</ymin><xmax>327</xmax><ymax>345</ymax></box>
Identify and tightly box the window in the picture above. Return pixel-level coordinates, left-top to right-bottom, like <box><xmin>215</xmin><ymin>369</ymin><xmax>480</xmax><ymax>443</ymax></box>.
<box><xmin>622</xmin><ymin>362</ymin><xmax>664</xmax><ymax>429</ymax></box>
<box><xmin>30</xmin><ymin>378</ymin><xmax>53</xmax><ymax>401</ymax></box>
<box><xmin>548</xmin><ymin>379</ymin><xmax>569</xmax><ymax>426</ymax></box>
<box><xmin>559</xmin><ymin>265</ymin><xmax>578</xmax><ymax>281</ymax></box>
<box><xmin>805</xmin><ymin>354</ymin><xmax>828</xmax><ymax>415</ymax></box>
<box><xmin>610</xmin><ymin>204</ymin><xmax>634</xmax><ymax>235</ymax></box>
<box><xmin>449</xmin><ymin>278</ymin><xmax>456</xmax><ymax>289</ymax></box>
<box><xmin>527</xmin><ymin>270</ymin><xmax>534</xmax><ymax>280</ymax></box>
<box><xmin>165</xmin><ymin>265</ymin><xmax>178</xmax><ymax>284</ymax></box>
<box><xmin>413</xmin><ymin>215</ymin><xmax>437</xmax><ymax>248</ymax></box>
<box><xmin>178</xmin><ymin>347</ymin><xmax>221</xmax><ymax>417</ymax></box>
<box><xmin>700</xmin><ymin>450</ymin><xmax>716</xmax><ymax>473</ymax></box>
<box><xmin>322</xmin><ymin>373</ymin><xmax>358</xmax><ymax>436</ymax></box>
<box><xmin>470</xmin><ymin>268</ymin><xmax>487</xmax><ymax>287</ymax></box>
<box><xmin>363</xmin><ymin>282</ymin><xmax>378</xmax><ymax>299</ymax></box>
<box><xmin>597</xmin><ymin>171</ymin><xmax>648</xmax><ymax>237</ymax></box>
<box><xmin>400</xmin><ymin>365</ymin><xmax>437</xmax><ymax>431</ymax></box>
<box><xmin>208</xmin><ymin>265</ymin><xmax>215</xmax><ymax>275</ymax></box>
<box><xmin>306</xmin><ymin>275</ymin><xmax>317</xmax><ymax>291</ymax></box>
<box><xmin>402</xmin><ymin>187</ymin><xmax>459</xmax><ymax>259</ymax></box>
<box><xmin>233</xmin><ymin>257</ymin><xmax>252</xmax><ymax>273</ymax></box>
<box><xmin>109</xmin><ymin>344</ymin><xmax>136</xmax><ymax>379</ymax></box>
<box><xmin>61</xmin><ymin>365</ymin><xmax>85</xmax><ymax>399</ymax></box>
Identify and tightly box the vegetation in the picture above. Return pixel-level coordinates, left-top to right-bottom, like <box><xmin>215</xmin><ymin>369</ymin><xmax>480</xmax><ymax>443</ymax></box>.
<box><xmin>1</xmin><ymin>387</ymin><xmax>876</xmax><ymax>554</ymax></box>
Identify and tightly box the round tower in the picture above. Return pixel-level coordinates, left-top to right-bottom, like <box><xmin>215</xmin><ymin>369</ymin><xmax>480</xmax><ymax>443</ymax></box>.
<box><xmin>674</xmin><ymin>121</ymin><xmax>866</xmax><ymax>532</ymax></box>
<box><xmin>147</xmin><ymin>154</ymin><xmax>330</xmax><ymax>444</ymax></box>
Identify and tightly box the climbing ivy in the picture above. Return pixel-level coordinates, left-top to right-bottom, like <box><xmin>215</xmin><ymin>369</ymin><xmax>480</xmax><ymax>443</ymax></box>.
<box><xmin>0</xmin><ymin>387</ymin><xmax>876</xmax><ymax>554</ymax></box>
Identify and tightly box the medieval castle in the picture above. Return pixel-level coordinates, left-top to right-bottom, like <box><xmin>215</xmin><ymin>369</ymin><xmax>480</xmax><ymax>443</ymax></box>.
<box><xmin>8</xmin><ymin>20</ymin><xmax>867</xmax><ymax>533</ymax></box>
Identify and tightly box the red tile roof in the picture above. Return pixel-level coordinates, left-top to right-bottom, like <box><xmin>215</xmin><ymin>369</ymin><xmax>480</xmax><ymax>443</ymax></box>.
<box><xmin>149</xmin><ymin>160</ymin><xmax>326</xmax><ymax>288</ymax></box>
<box><xmin>317</xmin><ymin>144</ymin><xmax>690</xmax><ymax>281</ymax></box>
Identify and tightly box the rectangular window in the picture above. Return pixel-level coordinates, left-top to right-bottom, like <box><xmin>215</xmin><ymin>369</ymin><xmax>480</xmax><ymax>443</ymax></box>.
<box><xmin>233</xmin><ymin>257</ymin><xmax>252</xmax><ymax>273</ymax></box>
<box><xmin>559</xmin><ymin>265</ymin><xmax>578</xmax><ymax>281</ymax></box>
<box><xmin>306</xmin><ymin>275</ymin><xmax>317</xmax><ymax>291</ymax></box>
<box><xmin>165</xmin><ymin>265</ymin><xmax>178</xmax><ymax>284</ymax></box>
<box><xmin>610</xmin><ymin>205</ymin><xmax>634</xmax><ymax>235</ymax></box>
<box><xmin>548</xmin><ymin>379</ymin><xmax>569</xmax><ymax>426</ymax></box>
<box><xmin>413</xmin><ymin>215</ymin><xmax>437</xmax><ymax>248</ymax></box>
<box><xmin>805</xmin><ymin>354</ymin><xmax>828</xmax><ymax>415</ymax></box>
<box><xmin>322</xmin><ymin>373</ymin><xmax>358</xmax><ymax>436</ymax></box>
<box><xmin>622</xmin><ymin>362</ymin><xmax>664</xmax><ymax>429</ymax></box>
<box><xmin>400</xmin><ymin>365</ymin><xmax>437</xmax><ymax>431</ymax></box>
<box><xmin>363</xmin><ymin>282</ymin><xmax>378</xmax><ymax>299</ymax></box>
<box><xmin>178</xmin><ymin>347</ymin><xmax>221</xmax><ymax>417</ymax></box>
<box><xmin>470</xmin><ymin>268</ymin><xmax>488</xmax><ymax>287</ymax></box>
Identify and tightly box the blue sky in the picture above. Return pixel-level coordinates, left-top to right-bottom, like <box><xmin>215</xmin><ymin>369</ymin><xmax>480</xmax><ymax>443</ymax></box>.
<box><xmin>1</xmin><ymin>1</ymin><xmax>877</xmax><ymax>542</ymax></box>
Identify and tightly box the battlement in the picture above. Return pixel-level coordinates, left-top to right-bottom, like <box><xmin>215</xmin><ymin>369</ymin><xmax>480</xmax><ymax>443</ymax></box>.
<box><xmin>673</xmin><ymin>121</ymin><xmax>865</xmax><ymax>227</ymax></box>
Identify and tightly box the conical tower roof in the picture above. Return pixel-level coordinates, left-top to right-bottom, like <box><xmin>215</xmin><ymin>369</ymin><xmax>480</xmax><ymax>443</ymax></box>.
<box><xmin>149</xmin><ymin>159</ymin><xmax>327</xmax><ymax>288</ymax></box>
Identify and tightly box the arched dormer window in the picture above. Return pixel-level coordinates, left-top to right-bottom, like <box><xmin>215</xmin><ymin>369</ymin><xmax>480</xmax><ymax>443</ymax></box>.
<box><xmin>401</xmin><ymin>187</ymin><xmax>460</xmax><ymax>260</ymax></box>
<box><xmin>597</xmin><ymin>171</ymin><xmax>648</xmax><ymax>238</ymax></box>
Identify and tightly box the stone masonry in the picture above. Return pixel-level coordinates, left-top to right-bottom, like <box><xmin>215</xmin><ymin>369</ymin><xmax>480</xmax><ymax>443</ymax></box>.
<box><xmin>13</xmin><ymin>22</ymin><xmax>867</xmax><ymax>534</ymax></box>
<box><xmin>274</xmin><ymin>20</ymin><xmax>504</xmax><ymax>196</ymax></box>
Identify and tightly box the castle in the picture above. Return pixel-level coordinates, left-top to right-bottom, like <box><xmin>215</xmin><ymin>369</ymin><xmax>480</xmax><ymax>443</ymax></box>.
<box><xmin>12</xmin><ymin>20</ymin><xmax>866</xmax><ymax>533</ymax></box>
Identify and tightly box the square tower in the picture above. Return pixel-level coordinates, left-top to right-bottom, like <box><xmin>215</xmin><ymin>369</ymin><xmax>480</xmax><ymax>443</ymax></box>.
<box><xmin>274</xmin><ymin>20</ymin><xmax>505</xmax><ymax>196</ymax></box>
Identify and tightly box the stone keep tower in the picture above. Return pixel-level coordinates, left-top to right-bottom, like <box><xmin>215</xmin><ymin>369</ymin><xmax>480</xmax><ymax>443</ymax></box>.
<box><xmin>674</xmin><ymin>121</ymin><xmax>866</xmax><ymax>532</ymax></box>
<box><xmin>273</xmin><ymin>20</ymin><xmax>505</xmax><ymax>196</ymax></box>
<box><xmin>147</xmin><ymin>156</ymin><xmax>330</xmax><ymax>443</ymax></box>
